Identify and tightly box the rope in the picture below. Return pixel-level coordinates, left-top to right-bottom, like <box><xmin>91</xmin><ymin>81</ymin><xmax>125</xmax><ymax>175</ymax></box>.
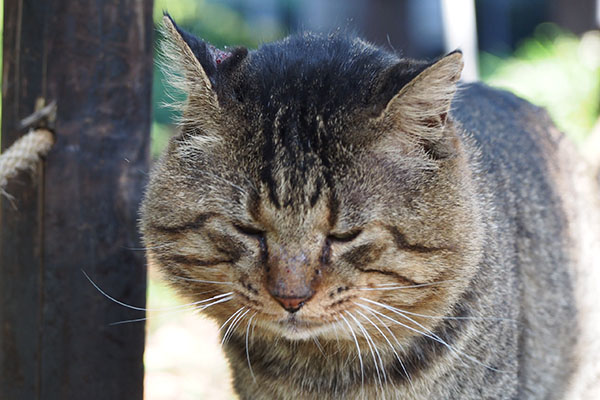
<box><xmin>0</xmin><ymin>128</ymin><xmax>55</xmax><ymax>197</ymax></box>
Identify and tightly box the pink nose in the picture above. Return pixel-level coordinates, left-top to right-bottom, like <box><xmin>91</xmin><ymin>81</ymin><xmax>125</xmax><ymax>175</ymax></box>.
<box><xmin>272</xmin><ymin>294</ymin><xmax>312</xmax><ymax>313</ymax></box>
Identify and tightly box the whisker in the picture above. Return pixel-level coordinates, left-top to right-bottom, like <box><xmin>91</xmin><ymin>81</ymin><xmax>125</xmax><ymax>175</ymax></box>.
<box><xmin>359</xmin><ymin>298</ymin><xmax>505</xmax><ymax>373</ymax></box>
<box><xmin>246</xmin><ymin>312</ymin><xmax>257</xmax><ymax>383</ymax></box>
<box><xmin>357</xmin><ymin>301</ymin><xmax>477</xmax><ymax>373</ymax></box>
<box><xmin>110</xmin><ymin>307</ymin><xmax>189</xmax><ymax>326</ymax></box>
<box><xmin>346</xmin><ymin>311</ymin><xmax>385</xmax><ymax>394</ymax></box>
<box><xmin>223</xmin><ymin>308</ymin><xmax>251</xmax><ymax>345</ymax></box>
<box><xmin>83</xmin><ymin>269</ymin><xmax>233</xmax><ymax>311</ymax></box>
<box><xmin>313</xmin><ymin>336</ymin><xmax>326</xmax><ymax>357</ymax></box>
<box><xmin>360</xmin><ymin>294</ymin><xmax>517</xmax><ymax>323</ymax></box>
<box><xmin>110</xmin><ymin>295</ymin><xmax>233</xmax><ymax>326</ymax></box>
<box><xmin>365</xmin><ymin>308</ymin><xmax>414</xmax><ymax>390</ymax></box>
<box><xmin>228</xmin><ymin>308</ymin><xmax>252</xmax><ymax>345</ymax></box>
<box><xmin>110</xmin><ymin>316</ymin><xmax>151</xmax><ymax>326</ymax></box>
<box><xmin>381</xmin><ymin>305</ymin><xmax>492</xmax><ymax>371</ymax></box>
<box><xmin>219</xmin><ymin>307</ymin><xmax>246</xmax><ymax>334</ymax></box>
<box><xmin>357</xmin><ymin>301</ymin><xmax>472</xmax><ymax>375</ymax></box>
<box><xmin>355</xmin><ymin>309</ymin><xmax>395</xmax><ymax>384</ymax></box>
<box><xmin>332</xmin><ymin>319</ymin><xmax>341</xmax><ymax>349</ymax></box>
<box><xmin>170</xmin><ymin>275</ymin><xmax>233</xmax><ymax>285</ymax></box>
<box><xmin>360</xmin><ymin>279</ymin><xmax>459</xmax><ymax>291</ymax></box>
<box><xmin>196</xmin><ymin>295</ymin><xmax>235</xmax><ymax>312</ymax></box>
<box><xmin>355</xmin><ymin>302</ymin><xmax>439</xmax><ymax>342</ymax></box>
<box><xmin>340</xmin><ymin>314</ymin><xmax>365</xmax><ymax>390</ymax></box>
<box><xmin>251</xmin><ymin>315</ymin><xmax>257</xmax><ymax>344</ymax></box>
<box><xmin>394</xmin><ymin>308</ymin><xmax>518</xmax><ymax>323</ymax></box>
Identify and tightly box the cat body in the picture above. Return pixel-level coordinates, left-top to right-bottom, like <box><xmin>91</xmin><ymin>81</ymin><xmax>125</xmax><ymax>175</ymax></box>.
<box><xmin>141</xmin><ymin>16</ymin><xmax>594</xmax><ymax>399</ymax></box>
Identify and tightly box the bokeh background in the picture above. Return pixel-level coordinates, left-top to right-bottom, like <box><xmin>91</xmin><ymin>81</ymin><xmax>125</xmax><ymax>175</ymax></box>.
<box><xmin>2</xmin><ymin>1</ymin><xmax>598</xmax><ymax>399</ymax></box>
<box><xmin>146</xmin><ymin>1</ymin><xmax>600</xmax><ymax>399</ymax></box>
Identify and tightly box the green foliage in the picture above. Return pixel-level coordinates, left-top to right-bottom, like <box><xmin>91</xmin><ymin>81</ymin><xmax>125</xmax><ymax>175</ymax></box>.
<box><xmin>151</xmin><ymin>122</ymin><xmax>173</xmax><ymax>159</ymax></box>
<box><xmin>153</xmin><ymin>0</ymin><xmax>284</xmax><ymax>49</ymax></box>
<box><xmin>481</xmin><ymin>23</ymin><xmax>600</xmax><ymax>144</ymax></box>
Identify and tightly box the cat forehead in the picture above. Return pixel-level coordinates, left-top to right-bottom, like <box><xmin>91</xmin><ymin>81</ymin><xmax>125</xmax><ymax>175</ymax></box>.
<box><xmin>228</xmin><ymin>33</ymin><xmax>423</xmax><ymax>118</ymax></box>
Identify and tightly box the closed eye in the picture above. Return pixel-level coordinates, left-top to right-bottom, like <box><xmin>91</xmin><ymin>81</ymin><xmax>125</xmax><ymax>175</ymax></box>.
<box><xmin>234</xmin><ymin>223</ymin><xmax>267</xmax><ymax>263</ymax></box>
<box><xmin>234</xmin><ymin>224</ymin><xmax>265</xmax><ymax>237</ymax></box>
<box><xmin>328</xmin><ymin>229</ymin><xmax>362</xmax><ymax>243</ymax></box>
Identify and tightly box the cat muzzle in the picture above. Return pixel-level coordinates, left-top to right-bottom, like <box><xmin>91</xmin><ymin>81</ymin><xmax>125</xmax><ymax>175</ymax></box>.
<box><xmin>266</xmin><ymin>248</ymin><xmax>322</xmax><ymax>313</ymax></box>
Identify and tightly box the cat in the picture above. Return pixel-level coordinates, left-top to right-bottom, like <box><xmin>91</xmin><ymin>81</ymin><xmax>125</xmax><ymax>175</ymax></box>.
<box><xmin>140</xmin><ymin>15</ymin><xmax>600</xmax><ymax>400</ymax></box>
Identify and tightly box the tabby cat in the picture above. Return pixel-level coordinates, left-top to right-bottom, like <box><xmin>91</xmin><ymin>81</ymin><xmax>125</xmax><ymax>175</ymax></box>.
<box><xmin>140</xmin><ymin>15</ymin><xmax>598</xmax><ymax>399</ymax></box>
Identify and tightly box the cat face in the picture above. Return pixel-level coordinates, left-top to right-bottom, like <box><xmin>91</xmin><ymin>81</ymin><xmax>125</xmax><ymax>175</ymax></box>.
<box><xmin>141</xmin><ymin>17</ymin><xmax>482</xmax><ymax>345</ymax></box>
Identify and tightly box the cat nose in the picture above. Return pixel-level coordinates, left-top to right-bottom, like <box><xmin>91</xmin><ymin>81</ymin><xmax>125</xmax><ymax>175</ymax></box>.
<box><xmin>272</xmin><ymin>293</ymin><xmax>313</xmax><ymax>313</ymax></box>
<box><xmin>265</xmin><ymin>245</ymin><xmax>321</xmax><ymax>313</ymax></box>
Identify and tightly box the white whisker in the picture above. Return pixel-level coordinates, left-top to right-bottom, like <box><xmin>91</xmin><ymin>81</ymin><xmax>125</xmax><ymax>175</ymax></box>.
<box><xmin>347</xmin><ymin>311</ymin><xmax>385</xmax><ymax>394</ymax></box>
<box><xmin>219</xmin><ymin>307</ymin><xmax>246</xmax><ymax>334</ymax></box>
<box><xmin>171</xmin><ymin>275</ymin><xmax>233</xmax><ymax>285</ymax></box>
<box><xmin>355</xmin><ymin>301</ymin><xmax>439</xmax><ymax>342</ymax></box>
<box><xmin>196</xmin><ymin>295</ymin><xmax>234</xmax><ymax>312</ymax></box>
<box><xmin>332</xmin><ymin>319</ymin><xmax>341</xmax><ymax>350</ymax></box>
<box><xmin>359</xmin><ymin>298</ymin><xmax>505</xmax><ymax>373</ymax></box>
<box><xmin>313</xmin><ymin>336</ymin><xmax>326</xmax><ymax>357</ymax></box>
<box><xmin>364</xmin><ymin>307</ymin><xmax>414</xmax><ymax>390</ymax></box>
<box><xmin>246</xmin><ymin>312</ymin><xmax>257</xmax><ymax>383</ymax></box>
<box><xmin>83</xmin><ymin>269</ymin><xmax>233</xmax><ymax>311</ymax></box>
<box><xmin>373</xmin><ymin>282</ymin><xmax>404</xmax><ymax>287</ymax></box>
<box><xmin>360</xmin><ymin>279</ymin><xmax>458</xmax><ymax>291</ymax></box>
<box><xmin>355</xmin><ymin>309</ymin><xmax>394</xmax><ymax>384</ymax></box>
<box><xmin>340</xmin><ymin>314</ymin><xmax>365</xmax><ymax>389</ymax></box>
<box><xmin>110</xmin><ymin>295</ymin><xmax>233</xmax><ymax>326</ymax></box>
<box><xmin>223</xmin><ymin>308</ymin><xmax>251</xmax><ymax>345</ymax></box>
<box><xmin>110</xmin><ymin>307</ymin><xmax>191</xmax><ymax>326</ymax></box>
<box><xmin>110</xmin><ymin>316</ymin><xmax>151</xmax><ymax>326</ymax></box>
<box><xmin>396</xmin><ymin>308</ymin><xmax>517</xmax><ymax>323</ymax></box>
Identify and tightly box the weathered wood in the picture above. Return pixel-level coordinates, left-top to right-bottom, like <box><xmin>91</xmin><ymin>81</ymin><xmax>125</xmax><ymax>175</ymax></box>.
<box><xmin>0</xmin><ymin>2</ymin><xmax>49</xmax><ymax>398</ymax></box>
<box><xmin>0</xmin><ymin>1</ymin><xmax>153</xmax><ymax>399</ymax></box>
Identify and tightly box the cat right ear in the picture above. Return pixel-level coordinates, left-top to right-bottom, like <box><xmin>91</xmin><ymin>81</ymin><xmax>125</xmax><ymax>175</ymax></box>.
<box><xmin>160</xmin><ymin>14</ymin><xmax>222</xmax><ymax>119</ymax></box>
<box><xmin>375</xmin><ymin>51</ymin><xmax>463</xmax><ymax>158</ymax></box>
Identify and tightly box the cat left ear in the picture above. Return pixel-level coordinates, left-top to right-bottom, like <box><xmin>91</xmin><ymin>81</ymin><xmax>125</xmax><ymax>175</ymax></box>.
<box><xmin>379</xmin><ymin>51</ymin><xmax>463</xmax><ymax>145</ymax></box>
<box><xmin>161</xmin><ymin>15</ymin><xmax>217</xmax><ymax>95</ymax></box>
<box><xmin>160</xmin><ymin>14</ymin><xmax>248</xmax><ymax>123</ymax></box>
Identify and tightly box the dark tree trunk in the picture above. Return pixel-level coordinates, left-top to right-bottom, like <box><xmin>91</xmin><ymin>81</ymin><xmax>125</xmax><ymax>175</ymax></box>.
<box><xmin>0</xmin><ymin>1</ymin><xmax>153</xmax><ymax>399</ymax></box>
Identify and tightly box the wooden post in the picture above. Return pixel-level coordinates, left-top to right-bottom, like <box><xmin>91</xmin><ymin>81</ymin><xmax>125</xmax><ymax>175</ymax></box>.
<box><xmin>0</xmin><ymin>1</ymin><xmax>153</xmax><ymax>399</ymax></box>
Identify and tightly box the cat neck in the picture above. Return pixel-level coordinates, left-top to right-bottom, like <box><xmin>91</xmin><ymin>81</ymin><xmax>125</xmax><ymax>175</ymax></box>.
<box><xmin>222</xmin><ymin>299</ymin><xmax>479</xmax><ymax>399</ymax></box>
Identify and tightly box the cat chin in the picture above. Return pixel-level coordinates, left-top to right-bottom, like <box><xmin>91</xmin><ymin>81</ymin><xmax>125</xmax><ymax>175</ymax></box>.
<box><xmin>264</xmin><ymin>317</ymin><xmax>336</xmax><ymax>341</ymax></box>
<box><xmin>279</xmin><ymin>329</ymin><xmax>321</xmax><ymax>341</ymax></box>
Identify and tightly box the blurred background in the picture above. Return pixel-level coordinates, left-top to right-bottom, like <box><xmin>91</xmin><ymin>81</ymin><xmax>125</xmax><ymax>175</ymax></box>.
<box><xmin>145</xmin><ymin>0</ymin><xmax>600</xmax><ymax>399</ymax></box>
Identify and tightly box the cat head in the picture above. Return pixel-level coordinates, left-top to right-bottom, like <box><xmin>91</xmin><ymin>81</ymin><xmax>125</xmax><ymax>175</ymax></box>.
<box><xmin>141</xmin><ymin>16</ymin><xmax>483</xmax><ymax>343</ymax></box>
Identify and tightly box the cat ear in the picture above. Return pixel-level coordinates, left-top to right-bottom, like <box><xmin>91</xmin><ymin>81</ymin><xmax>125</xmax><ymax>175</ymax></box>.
<box><xmin>161</xmin><ymin>14</ymin><xmax>245</xmax><ymax>123</ymax></box>
<box><xmin>378</xmin><ymin>51</ymin><xmax>463</xmax><ymax>149</ymax></box>
<box><xmin>161</xmin><ymin>15</ymin><xmax>216</xmax><ymax>95</ymax></box>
